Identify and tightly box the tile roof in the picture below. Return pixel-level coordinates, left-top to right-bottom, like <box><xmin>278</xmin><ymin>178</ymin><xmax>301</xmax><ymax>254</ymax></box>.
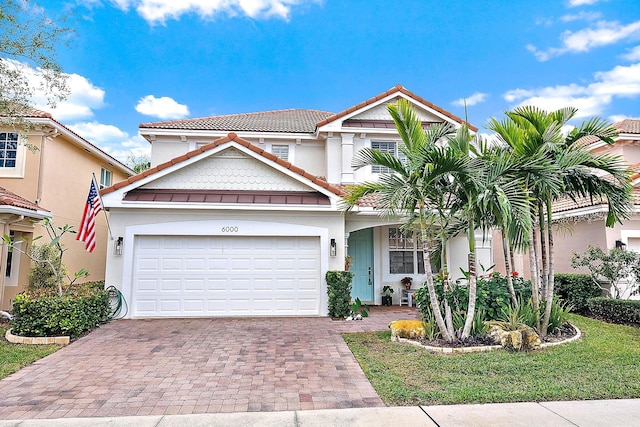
<box><xmin>140</xmin><ymin>109</ymin><xmax>333</xmax><ymax>133</ymax></box>
<box><xmin>123</xmin><ymin>189</ymin><xmax>331</xmax><ymax>205</ymax></box>
<box><xmin>0</xmin><ymin>187</ymin><xmax>49</xmax><ymax>213</ymax></box>
<box><xmin>316</xmin><ymin>85</ymin><xmax>478</xmax><ymax>132</ymax></box>
<box><xmin>101</xmin><ymin>133</ymin><xmax>344</xmax><ymax>197</ymax></box>
<box><xmin>615</xmin><ymin>119</ymin><xmax>640</xmax><ymax>135</ymax></box>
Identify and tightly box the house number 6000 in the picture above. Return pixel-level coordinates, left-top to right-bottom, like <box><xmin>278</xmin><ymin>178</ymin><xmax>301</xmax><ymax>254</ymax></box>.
<box><xmin>221</xmin><ymin>226</ymin><xmax>239</xmax><ymax>232</ymax></box>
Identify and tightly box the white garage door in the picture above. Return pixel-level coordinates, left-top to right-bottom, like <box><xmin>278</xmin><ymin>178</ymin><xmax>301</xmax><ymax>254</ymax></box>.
<box><xmin>132</xmin><ymin>235</ymin><xmax>321</xmax><ymax>317</ymax></box>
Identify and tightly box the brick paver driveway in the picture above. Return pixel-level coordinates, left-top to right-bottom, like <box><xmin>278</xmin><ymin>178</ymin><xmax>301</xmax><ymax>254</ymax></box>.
<box><xmin>0</xmin><ymin>306</ymin><xmax>419</xmax><ymax>420</ymax></box>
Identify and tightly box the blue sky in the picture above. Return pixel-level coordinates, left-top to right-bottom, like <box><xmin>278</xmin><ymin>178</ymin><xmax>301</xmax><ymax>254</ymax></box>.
<box><xmin>25</xmin><ymin>0</ymin><xmax>640</xmax><ymax>162</ymax></box>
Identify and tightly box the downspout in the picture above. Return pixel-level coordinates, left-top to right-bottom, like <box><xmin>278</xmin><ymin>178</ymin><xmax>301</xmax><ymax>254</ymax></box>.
<box><xmin>0</xmin><ymin>215</ymin><xmax>24</xmax><ymax>311</ymax></box>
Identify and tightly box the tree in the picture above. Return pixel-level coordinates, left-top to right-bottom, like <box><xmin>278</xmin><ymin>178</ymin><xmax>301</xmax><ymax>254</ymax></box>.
<box><xmin>0</xmin><ymin>0</ymin><xmax>73</xmax><ymax>128</ymax></box>
<box><xmin>126</xmin><ymin>153</ymin><xmax>151</xmax><ymax>173</ymax></box>
<box><xmin>489</xmin><ymin>106</ymin><xmax>632</xmax><ymax>335</ymax></box>
<box><xmin>343</xmin><ymin>99</ymin><xmax>469</xmax><ymax>342</ymax></box>
<box><xmin>571</xmin><ymin>246</ymin><xmax>640</xmax><ymax>299</ymax></box>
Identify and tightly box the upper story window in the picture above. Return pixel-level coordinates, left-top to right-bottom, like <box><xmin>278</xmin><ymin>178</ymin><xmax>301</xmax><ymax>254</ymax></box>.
<box><xmin>100</xmin><ymin>167</ymin><xmax>112</xmax><ymax>189</ymax></box>
<box><xmin>0</xmin><ymin>133</ymin><xmax>18</xmax><ymax>168</ymax></box>
<box><xmin>371</xmin><ymin>141</ymin><xmax>405</xmax><ymax>174</ymax></box>
<box><xmin>271</xmin><ymin>144</ymin><xmax>289</xmax><ymax>161</ymax></box>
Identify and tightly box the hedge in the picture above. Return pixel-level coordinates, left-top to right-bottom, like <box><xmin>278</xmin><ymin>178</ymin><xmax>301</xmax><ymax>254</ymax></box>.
<box><xmin>326</xmin><ymin>270</ymin><xmax>354</xmax><ymax>318</ymax></box>
<box><xmin>587</xmin><ymin>297</ymin><xmax>640</xmax><ymax>325</ymax></box>
<box><xmin>10</xmin><ymin>284</ymin><xmax>110</xmax><ymax>338</ymax></box>
<box><xmin>554</xmin><ymin>273</ymin><xmax>603</xmax><ymax>314</ymax></box>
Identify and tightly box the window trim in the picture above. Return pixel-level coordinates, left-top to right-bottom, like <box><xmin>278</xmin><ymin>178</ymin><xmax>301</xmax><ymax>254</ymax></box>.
<box><xmin>100</xmin><ymin>167</ymin><xmax>112</xmax><ymax>189</ymax></box>
<box><xmin>0</xmin><ymin>132</ymin><xmax>27</xmax><ymax>178</ymax></box>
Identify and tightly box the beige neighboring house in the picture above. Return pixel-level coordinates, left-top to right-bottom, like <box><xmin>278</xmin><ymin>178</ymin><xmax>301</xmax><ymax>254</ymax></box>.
<box><xmin>100</xmin><ymin>85</ymin><xmax>492</xmax><ymax>318</ymax></box>
<box><xmin>0</xmin><ymin>110</ymin><xmax>134</xmax><ymax>310</ymax></box>
<box><xmin>493</xmin><ymin>119</ymin><xmax>640</xmax><ymax>286</ymax></box>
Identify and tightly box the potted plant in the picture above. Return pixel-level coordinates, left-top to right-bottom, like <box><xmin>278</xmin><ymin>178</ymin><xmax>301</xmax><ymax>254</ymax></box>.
<box><xmin>381</xmin><ymin>285</ymin><xmax>394</xmax><ymax>306</ymax></box>
<box><xmin>401</xmin><ymin>276</ymin><xmax>413</xmax><ymax>290</ymax></box>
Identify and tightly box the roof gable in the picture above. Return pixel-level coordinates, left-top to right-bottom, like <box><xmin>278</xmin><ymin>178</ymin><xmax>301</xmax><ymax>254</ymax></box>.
<box><xmin>101</xmin><ymin>133</ymin><xmax>342</xmax><ymax>199</ymax></box>
<box><xmin>316</xmin><ymin>85</ymin><xmax>478</xmax><ymax>132</ymax></box>
<box><xmin>141</xmin><ymin>146</ymin><xmax>316</xmax><ymax>192</ymax></box>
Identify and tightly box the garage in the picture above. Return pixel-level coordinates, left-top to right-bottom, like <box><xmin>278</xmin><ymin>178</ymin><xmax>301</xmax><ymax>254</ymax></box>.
<box><xmin>132</xmin><ymin>235</ymin><xmax>321</xmax><ymax>317</ymax></box>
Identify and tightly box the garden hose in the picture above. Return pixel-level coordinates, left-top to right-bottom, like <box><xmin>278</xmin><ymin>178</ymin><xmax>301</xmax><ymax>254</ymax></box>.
<box><xmin>106</xmin><ymin>285</ymin><xmax>128</xmax><ymax>319</ymax></box>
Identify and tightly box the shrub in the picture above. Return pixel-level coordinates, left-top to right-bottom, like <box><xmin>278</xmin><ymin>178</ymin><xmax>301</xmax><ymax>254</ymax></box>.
<box><xmin>326</xmin><ymin>270</ymin><xmax>354</xmax><ymax>318</ymax></box>
<box><xmin>27</xmin><ymin>243</ymin><xmax>67</xmax><ymax>292</ymax></box>
<box><xmin>587</xmin><ymin>297</ymin><xmax>640</xmax><ymax>325</ymax></box>
<box><xmin>554</xmin><ymin>274</ymin><xmax>602</xmax><ymax>314</ymax></box>
<box><xmin>10</xmin><ymin>283</ymin><xmax>110</xmax><ymax>338</ymax></box>
<box><xmin>414</xmin><ymin>272</ymin><xmax>532</xmax><ymax>323</ymax></box>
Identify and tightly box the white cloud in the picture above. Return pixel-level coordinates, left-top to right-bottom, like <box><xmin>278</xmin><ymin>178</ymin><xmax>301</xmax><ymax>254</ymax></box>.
<box><xmin>452</xmin><ymin>92</ymin><xmax>488</xmax><ymax>107</ymax></box>
<box><xmin>621</xmin><ymin>45</ymin><xmax>640</xmax><ymax>61</ymax></box>
<box><xmin>568</xmin><ymin>0</ymin><xmax>604</xmax><ymax>6</ymax></box>
<box><xmin>527</xmin><ymin>20</ymin><xmax>640</xmax><ymax>61</ymax></box>
<box><xmin>503</xmin><ymin>62</ymin><xmax>640</xmax><ymax>119</ymax></box>
<box><xmin>103</xmin><ymin>0</ymin><xmax>316</xmax><ymax>25</ymax></box>
<box><xmin>135</xmin><ymin>95</ymin><xmax>189</xmax><ymax>119</ymax></box>
<box><xmin>560</xmin><ymin>11</ymin><xmax>601</xmax><ymax>22</ymax></box>
<box><xmin>609</xmin><ymin>114</ymin><xmax>640</xmax><ymax>122</ymax></box>
<box><xmin>68</xmin><ymin>121</ymin><xmax>150</xmax><ymax>162</ymax></box>
<box><xmin>2</xmin><ymin>59</ymin><xmax>105</xmax><ymax>121</ymax></box>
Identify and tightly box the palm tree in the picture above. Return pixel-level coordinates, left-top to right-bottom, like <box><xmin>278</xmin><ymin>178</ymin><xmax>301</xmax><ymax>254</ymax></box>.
<box><xmin>342</xmin><ymin>99</ymin><xmax>469</xmax><ymax>342</ymax></box>
<box><xmin>489</xmin><ymin>106</ymin><xmax>632</xmax><ymax>335</ymax></box>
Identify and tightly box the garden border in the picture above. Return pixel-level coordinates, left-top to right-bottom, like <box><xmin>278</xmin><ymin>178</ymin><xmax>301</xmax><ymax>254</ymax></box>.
<box><xmin>396</xmin><ymin>323</ymin><xmax>582</xmax><ymax>354</ymax></box>
<box><xmin>5</xmin><ymin>328</ymin><xmax>69</xmax><ymax>345</ymax></box>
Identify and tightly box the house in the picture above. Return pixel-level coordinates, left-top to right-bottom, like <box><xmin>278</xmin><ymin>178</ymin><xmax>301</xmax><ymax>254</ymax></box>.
<box><xmin>0</xmin><ymin>110</ymin><xmax>134</xmax><ymax>310</ymax></box>
<box><xmin>101</xmin><ymin>85</ymin><xmax>493</xmax><ymax>318</ymax></box>
<box><xmin>492</xmin><ymin>119</ymin><xmax>640</xmax><ymax>286</ymax></box>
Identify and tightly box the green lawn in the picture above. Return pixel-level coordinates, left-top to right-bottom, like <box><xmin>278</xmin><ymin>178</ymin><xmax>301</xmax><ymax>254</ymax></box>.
<box><xmin>0</xmin><ymin>324</ymin><xmax>62</xmax><ymax>380</ymax></box>
<box><xmin>343</xmin><ymin>314</ymin><xmax>640</xmax><ymax>406</ymax></box>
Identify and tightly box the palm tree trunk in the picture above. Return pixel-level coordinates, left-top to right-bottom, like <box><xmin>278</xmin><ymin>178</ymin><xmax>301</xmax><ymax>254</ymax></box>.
<box><xmin>538</xmin><ymin>201</ymin><xmax>548</xmax><ymax>299</ymax></box>
<box><xmin>421</xmin><ymin>227</ymin><xmax>453</xmax><ymax>342</ymax></box>
<box><xmin>541</xmin><ymin>202</ymin><xmax>555</xmax><ymax>336</ymax></box>
<box><xmin>461</xmin><ymin>222</ymin><xmax>477</xmax><ymax>339</ymax></box>
<box><xmin>529</xmin><ymin>219</ymin><xmax>541</xmax><ymax>332</ymax></box>
<box><xmin>502</xmin><ymin>229</ymin><xmax>518</xmax><ymax>307</ymax></box>
<box><xmin>440</xmin><ymin>236</ymin><xmax>455</xmax><ymax>337</ymax></box>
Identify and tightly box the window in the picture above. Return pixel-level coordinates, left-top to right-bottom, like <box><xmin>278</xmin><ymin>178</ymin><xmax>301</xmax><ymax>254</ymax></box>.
<box><xmin>371</xmin><ymin>141</ymin><xmax>406</xmax><ymax>173</ymax></box>
<box><xmin>100</xmin><ymin>167</ymin><xmax>112</xmax><ymax>189</ymax></box>
<box><xmin>0</xmin><ymin>133</ymin><xmax>18</xmax><ymax>168</ymax></box>
<box><xmin>5</xmin><ymin>231</ymin><xmax>14</xmax><ymax>278</ymax></box>
<box><xmin>388</xmin><ymin>227</ymin><xmax>425</xmax><ymax>274</ymax></box>
<box><xmin>271</xmin><ymin>145</ymin><xmax>289</xmax><ymax>161</ymax></box>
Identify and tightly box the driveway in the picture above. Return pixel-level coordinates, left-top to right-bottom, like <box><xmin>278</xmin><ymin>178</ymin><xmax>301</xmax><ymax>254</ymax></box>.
<box><xmin>0</xmin><ymin>306</ymin><xmax>419</xmax><ymax>420</ymax></box>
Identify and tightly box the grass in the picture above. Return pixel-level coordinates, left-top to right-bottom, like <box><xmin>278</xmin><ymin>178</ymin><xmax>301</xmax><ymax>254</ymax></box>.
<box><xmin>343</xmin><ymin>314</ymin><xmax>640</xmax><ymax>406</ymax></box>
<box><xmin>0</xmin><ymin>323</ymin><xmax>62</xmax><ymax>380</ymax></box>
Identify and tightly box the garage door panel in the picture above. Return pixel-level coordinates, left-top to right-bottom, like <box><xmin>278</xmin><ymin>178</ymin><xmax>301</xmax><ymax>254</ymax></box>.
<box><xmin>132</xmin><ymin>235</ymin><xmax>321</xmax><ymax>317</ymax></box>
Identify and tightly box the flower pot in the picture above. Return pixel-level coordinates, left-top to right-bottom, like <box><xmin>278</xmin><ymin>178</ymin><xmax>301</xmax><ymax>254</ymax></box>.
<box><xmin>381</xmin><ymin>295</ymin><xmax>393</xmax><ymax>306</ymax></box>
<box><xmin>405</xmin><ymin>284</ymin><xmax>411</xmax><ymax>290</ymax></box>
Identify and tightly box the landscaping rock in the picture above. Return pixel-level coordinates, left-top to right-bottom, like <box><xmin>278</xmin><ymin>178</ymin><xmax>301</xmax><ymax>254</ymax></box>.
<box><xmin>488</xmin><ymin>325</ymin><xmax>541</xmax><ymax>351</ymax></box>
<box><xmin>389</xmin><ymin>320</ymin><xmax>426</xmax><ymax>341</ymax></box>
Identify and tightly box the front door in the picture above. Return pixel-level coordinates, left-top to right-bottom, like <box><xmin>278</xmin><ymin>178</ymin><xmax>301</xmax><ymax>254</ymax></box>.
<box><xmin>348</xmin><ymin>229</ymin><xmax>374</xmax><ymax>302</ymax></box>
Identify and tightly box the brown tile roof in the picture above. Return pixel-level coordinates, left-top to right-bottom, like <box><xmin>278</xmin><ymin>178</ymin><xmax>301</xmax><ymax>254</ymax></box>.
<box><xmin>101</xmin><ymin>133</ymin><xmax>344</xmax><ymax>197</ymax></box>
<box><xmin>316</xmin><ymin>85</ymin><xmax>478</xmax><ymax>132</ymax></box>
<box><xmin>615</xmin><ymin>119</ymin><xmax>640</xmax><ymax>134</ymax></box>
<box><xmin>140</xmin><ymin>109</ymin><xmax>333</xmax><ymax>133</ymax></box>
<box><xmin>123</xmin><ymin>189</ymin><xmax>331</xmax><ymax>205</ymax></box>
<box><xmin>0</xmin><ymin>187</ymin><xmax>49</xmax><ymax>213</ymax></box>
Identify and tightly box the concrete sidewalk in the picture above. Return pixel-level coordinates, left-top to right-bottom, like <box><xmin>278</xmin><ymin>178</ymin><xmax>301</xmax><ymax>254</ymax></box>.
<box><xmin>0</xmin><ymin>399</ymin><xmax>638</xmax><ymax>426</ymax></box>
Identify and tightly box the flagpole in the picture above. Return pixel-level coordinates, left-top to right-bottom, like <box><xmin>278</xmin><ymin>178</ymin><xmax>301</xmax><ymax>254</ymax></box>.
<box><xmin>92</xmin><ymin>172</ymin><xmax>114</xmax><ymax>240</ymax></box>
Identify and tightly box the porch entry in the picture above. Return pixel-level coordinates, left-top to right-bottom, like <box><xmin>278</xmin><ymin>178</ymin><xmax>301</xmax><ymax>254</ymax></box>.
<box><xmin>348</xmin><ymin>228</ymin><xmax>374</xmax><ymax>303</ymax></box>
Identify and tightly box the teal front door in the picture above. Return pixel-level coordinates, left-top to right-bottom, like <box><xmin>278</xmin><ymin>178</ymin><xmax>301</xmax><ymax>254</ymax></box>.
<box><xmin>348</xmin><ymin>229</ymin><xmax>374</xmax><ymax>302</ymax></box>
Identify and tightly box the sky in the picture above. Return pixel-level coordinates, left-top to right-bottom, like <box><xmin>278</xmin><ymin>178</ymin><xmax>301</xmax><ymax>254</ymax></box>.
<box><xmin>19</xmin><ymin>0</ymin><xmax>640</xmax><ymax>163</ymax></box>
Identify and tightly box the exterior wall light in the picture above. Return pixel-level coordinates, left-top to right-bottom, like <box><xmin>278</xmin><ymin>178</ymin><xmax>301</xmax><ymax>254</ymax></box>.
<box><xmin>114</xmin><ymin>237</ymin><xmax>123</xmax><ymax>255</ymax></box>
<box><xmin>330</xmin><ymin>238</ymin><xmax>337</xmax><ymax>257</ymax></box>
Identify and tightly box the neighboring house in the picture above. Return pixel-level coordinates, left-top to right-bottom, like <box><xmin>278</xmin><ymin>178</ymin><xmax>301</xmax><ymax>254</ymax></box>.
<box><xmin>101</xmin><ymin>85</ymin><xmax>493</xmax><ymax>318</ymax></box>
<box><xmin>493</xmin><ymin>119</ymin><xmax>640</xmax><ymax>284</ymax></box>
<box><xmin>0</xmin><ymin>111</ymin><xmax>134</xmax><ymax>310</ymax></box>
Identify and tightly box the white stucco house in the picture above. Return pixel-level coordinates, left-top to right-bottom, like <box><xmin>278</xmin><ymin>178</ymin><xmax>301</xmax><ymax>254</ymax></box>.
<box><xmin>101</xmin><ymin>85</ymin><xmax>492</xmax><ymax>318</ymax></box>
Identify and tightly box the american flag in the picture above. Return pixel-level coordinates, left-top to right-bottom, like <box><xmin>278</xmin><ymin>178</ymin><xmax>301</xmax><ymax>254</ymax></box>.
<box><xmin>77</xmin><ymin>180</ymin><xmax>103</xmax><ymax>252</ymax></box>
